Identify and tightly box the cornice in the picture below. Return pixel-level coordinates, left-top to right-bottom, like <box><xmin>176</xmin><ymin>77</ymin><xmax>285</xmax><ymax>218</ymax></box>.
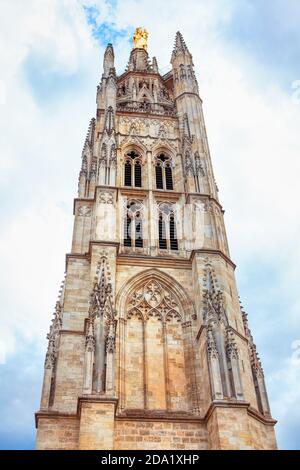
<box><xmin>89</xmin><ymin>240</ymin><xmax>120</xmax><ymax>253</ymax></box>
<box><xmin>73</xmin><ymin>197</ymin><xmax>94</xmax><ymax>215</ymax></box>
<box><xmin>153</xmin><ymin>189</ymin><xmax>183</xmax><ymax>201</ymax></box>
<box><xmin>117</xmin><ymin>70</ymin><xmax>165</xmax><ymax>83</ymax></box>
<box><xmin>119</xmin><ymin>187</ymin><xmax>148</xmax><ymax>199</ymax></box>
<box><xmin>247</xmin><ymin>406</ymin><xmax>277</xmax><ymax>426</ymax></box>
<box><xmin>35</xmin><ymin>410</ymin><xmax>77</xmax><ymax>428</ymax></box>
<box><xmin>73</xmin><ymin>192</ymin><xmax>225</xmax><ymax>213</ymax></box>
<box><xmin>175</xmin><ymin>91</ymin><xmax>203</xmax><ymax>103</ymax></box>
<box><xmin>65</xmin><ymin>248</ymin><xmax>235</xmax><ymax>272</ymax></box>
<box><xmin>65</xmin><ymin>253</ymin><xmax>89</xmax><ymax>271</ymax></box>
<box><xmin>204</xmin><ymin>401</ymin><xmax>277</xmax><ymax>427</ymax></box>
<box><xmin>204</xmin><ymin>400</ymin><xmax>249</xmax><ymax>422</ymax></box>
<box><xmin>116</xmin><ymin>110</ymin><xmax>178</xmax><ymax>120</ymax></box>
<box><xmin>60</xmin><ymin>329</ymin><xmax>84</xmax><ymax>336</ymax></box>
<box><xmin>115</xmin><ymin>411</ymin><xmax>204</xmax><ymax>423</ymax></box>
<box><xmin>117</xmin><ymin>253</ymin><xmax>191</xmax><ymax>270</ymax></box>
<box><xmin>77</xmin><ymin>395</ymin><xmax>118</xmax><ymax>419</ymax></box>
<box><xmin>35</xmin><ymin>396</ymin><xmax>119</xmax><ymax>428</ymax></box>
<box><xmin>190</xmin><ymin>249</ymin><xmax>236</xmax><ymax>270</ymax></box>
<box><xmin>65</xmin><ymin>242</ymin><xmax>120</xmax><ymax>270</ymax></box>
<box><xmin>116</xmin><ymin>131</ymin><xmax>180</xmax><ymax>143</ymax></box>
<box><xmin>186</xmin><ymin>193</ymin><xmax>224</xmax><ymax>212</ymax></box>
<box><xmin>35</xmin><ymin>400</ymin><xmax>276</xmax><ymax>429</ymax></box>
<box><xmin>196</xmin><ymin>324</ymin><xmax>248</xmax><ymax>345</ymax></box>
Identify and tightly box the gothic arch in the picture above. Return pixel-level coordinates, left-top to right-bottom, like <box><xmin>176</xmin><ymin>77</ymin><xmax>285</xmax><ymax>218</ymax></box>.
<box><xmin>116</xmin><ymin>269</ymin><xmax>199</xmax><ymax>413</ymax></box>
<box><xmin>116</xmin><ymin>268</ymin><xmax>195</xmax><ymax>323</ymax></box>
<box><xmin>151</xmin><ymin>141</ymin><xmax>176</xmax><ymax>156</ymax></box>
<box><xmin>121</xmin><ymin>139</ymin><xmax>147</xmax><ymax>158</ymax></box>
<box><xmin>137</xmin><ymin>85</ymin><xmax>153</xmax><ymax>103</ymax></box>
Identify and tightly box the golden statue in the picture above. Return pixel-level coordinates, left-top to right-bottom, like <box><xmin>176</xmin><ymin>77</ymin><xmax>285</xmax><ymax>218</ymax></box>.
<box><xmin>133</xmin><ymin>27</ymin><xmax>148</xmax><ymax>51</ymax></box>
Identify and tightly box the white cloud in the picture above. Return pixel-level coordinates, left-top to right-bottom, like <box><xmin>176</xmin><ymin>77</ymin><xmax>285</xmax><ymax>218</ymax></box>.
<box><xmin>0</xmin><ymin>0</ymin><xmax>299</xmax><ymax>449</ymax></box>
<box><xmin>0</xmin><ymin>0</ymin><xmax>100</xmax><ymax>350</ymax></box>
<box><xmin>268</xmin><ymin>340</ymin><xmax>300</xmax><ymax>448</ymax></box>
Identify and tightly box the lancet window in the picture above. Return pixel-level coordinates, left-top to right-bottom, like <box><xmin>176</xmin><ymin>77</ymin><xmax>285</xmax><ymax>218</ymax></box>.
<box><xmin>158</xmin><ymin>202</ymin><xmax>178</xmax><ymax>251</ymax></box>
<box><xmin>123</xmin><ymin>200</ymin><xmax>144</xmax><ymax>248</ymax></box>
<box><xmin>155</xmin><ymin>153</ymin><xmax>174</xmax><ymax>190</ymax></box>
<box><xmin>124</xmin><ymin>150</ymin><xmax>142</xmax><ymax>187</ymax></box>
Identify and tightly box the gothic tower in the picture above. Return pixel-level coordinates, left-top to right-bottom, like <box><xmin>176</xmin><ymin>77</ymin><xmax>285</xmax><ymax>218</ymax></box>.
<box><xmin>35</xmin><ymin>29</ymin><xmax>277</xmax><ymax>450</ymax></box>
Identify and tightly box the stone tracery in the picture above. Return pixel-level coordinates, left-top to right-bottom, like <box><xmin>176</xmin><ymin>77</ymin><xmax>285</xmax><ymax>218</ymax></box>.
<box><xmin>120</xmin><ymin>274</ymin><xmax>198</xmax><ymax>414</ymax></box>
<box><xmin>126</xmin><ymin>279</ymin><xmax>181</xmax><ymax>321</ymax></box>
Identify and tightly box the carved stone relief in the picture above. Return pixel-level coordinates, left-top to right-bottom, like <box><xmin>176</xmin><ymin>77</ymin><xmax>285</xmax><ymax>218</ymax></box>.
<box><xmin>77</xmin><ymin>204</ymin><xmax>92</xmax><ymax>217</ymax></box>
<box><xmin>98</xmin><ymin>191</ymin><xmax>114</xmax><ymax>204</ymax></box>
<box><xmin>127</xmin><ymin>279</ymin><xmax>181</xmax><ymax>322</ymax></box>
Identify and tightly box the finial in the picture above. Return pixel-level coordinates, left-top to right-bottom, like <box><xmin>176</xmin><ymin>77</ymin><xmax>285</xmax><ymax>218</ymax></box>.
<box><xmin>103</xmin><ymin>43</ymin><xmax>115</xmax><ymax>77</ymax></box>
<box><xmin>104</xmin><ymin>43</ymin><xmax>114</xmax><ymax>57</ymax></box>
<box><xmin>133</xmin><ymin>27</ymin><xmax>148</xmax><ymax>51</ymax></box>
<box><xmin>175</xmin><ymin>31</ymin><xmax>187</xmax><ymax>50</ymax></box>
<box><xmin>171</xmin><ymin>31</ymin><xmax>191</xmax><ymax>61</ymax></box>
<box><xmin>152</xmin><ymin>56</ymin><xmax>158</xmax><ymax>73</ymax></box>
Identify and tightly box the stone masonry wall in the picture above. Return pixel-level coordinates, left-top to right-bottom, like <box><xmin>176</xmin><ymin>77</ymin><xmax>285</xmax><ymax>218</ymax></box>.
<box><xmin>36</xmin><ymin>417</ymin><xmax>79</xmax><ymax>450</ymax></box>
<box><xmin>114</xmin><ymin>419</ymin><xmax>208</xmax><ymax>450</ymax></box>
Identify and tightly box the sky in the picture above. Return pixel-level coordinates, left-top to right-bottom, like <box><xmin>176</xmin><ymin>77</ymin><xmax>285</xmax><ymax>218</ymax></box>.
<box><xmin>0</xmin><ymin>0</ymin><xmax>299</xmax><ymax>450</ymax></box>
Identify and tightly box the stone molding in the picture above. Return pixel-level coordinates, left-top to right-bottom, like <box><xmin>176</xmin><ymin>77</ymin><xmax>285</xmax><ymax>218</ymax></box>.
<box><xmin>196</xmin><ymin>324</ymin><xmax>249</xmax><ymax>345</ymax></box>
<box><xmin>77</xmin><ymin>396</ymin><xmax>118</xmax><ymax>419</ymax></box>
<box><xmin>204</xmin><ymin>400</ymin><xmax>277</xmax><ymax>427</ymax></box>
<box><xmin>66</xmin><ymin>247</ymin><xmax>235</xmax><ymax>272</ymax></box>
<box><xmin>35</xmin><ymin>399</ymin><xmax>276</xmax><ymax>430</ymax></box>
<box><xmin>191</xmin><ymin>249</ymin><xmax>236</xmax><ymax>270</ymax></box>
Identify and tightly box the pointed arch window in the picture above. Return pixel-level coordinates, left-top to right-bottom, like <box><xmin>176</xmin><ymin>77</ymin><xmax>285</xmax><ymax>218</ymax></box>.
<box><xmin>159</xmin><ymin>215</ymin><xmax>167</xmax><ymax>249</ymax></box>
<box><xmin>155</xmin><ymin>165</ymin><xmax>163</xmax><ymax>189</ymax></box>
<box><xmin>123</xmin><ymin>200</ymin><xmax>144</xmax><ymax>249</ymax></box>
<box><xmin>124</xmin><ymin>150</ymin><xmax>142</xmax><ymax>188</ymax></box>
<box><xmin>158</xmin><ymin>203</ymin><xmax>178</xmax><ymax>251</ymax></box>
<box><xmin>134</xmin><ymin>160</ymin><xmax>142</xmax><ymax>187</ymax></box>
<box><xmin>155</xmin><ymin>153</ymin><xmax>174</xmax><ymax>191</ymax></box>
<box><xmin>169</xmin><ymin>214</ymin><xmax>178</xmax><ymax>250</ymax></box>
<box><xmin>165</xmin><ymin>164</ymin><xmax>173</xmax><ymax>190</ymax></box>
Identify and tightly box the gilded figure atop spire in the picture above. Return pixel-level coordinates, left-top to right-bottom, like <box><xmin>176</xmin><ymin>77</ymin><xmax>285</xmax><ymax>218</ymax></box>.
<box><xmin>133</xmin><ymin>27</ymin><xmax>148</xmax><ymax>51</ymax></box>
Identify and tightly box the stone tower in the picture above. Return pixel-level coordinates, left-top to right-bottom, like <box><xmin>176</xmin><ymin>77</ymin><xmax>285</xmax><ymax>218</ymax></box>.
<box><xmin>35</xmin><ymin>30</ymin><xmax>277</xmax><ymax>450</ymax></box>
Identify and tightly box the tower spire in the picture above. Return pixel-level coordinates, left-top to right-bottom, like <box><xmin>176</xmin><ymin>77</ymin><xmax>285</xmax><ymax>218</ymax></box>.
<box><xmin>103</xmin><ymin>43</ymin><xmax>115</xmax><ymax>77</ymax></box>
<box><xmin>171</xmin><ymin>31</ymin><xmax>191</xmax><ymax>60</ymax></box>
<box><xmin>152</xmin><ymin>56</ymin><xmax>158</xmax><ymax>73</ymax></box>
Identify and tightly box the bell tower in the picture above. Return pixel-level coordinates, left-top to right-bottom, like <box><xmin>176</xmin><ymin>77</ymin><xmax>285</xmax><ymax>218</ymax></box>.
<box><xmin>35</xmin><ymin>29</ymin><xmax>277</xmax><ymax>450</ymax></box>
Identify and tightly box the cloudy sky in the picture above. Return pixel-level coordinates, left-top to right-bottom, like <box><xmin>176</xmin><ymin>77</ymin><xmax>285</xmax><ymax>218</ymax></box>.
<box><xmin>0</xmin><ymin>0</ymin><xmax>299</xmax><ymax>450</ymax></box>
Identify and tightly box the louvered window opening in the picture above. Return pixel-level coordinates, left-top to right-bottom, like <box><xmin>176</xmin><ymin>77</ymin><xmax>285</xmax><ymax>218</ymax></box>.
<box><xmin>158</xmin><ymin>208</ymin><xmax>178</xmax><ymax>252</ymax></box>
<box><xmin>124</xmin><ymin>202</ymin><xmax>143</xmax><ymax>249</ymax></box>
<box><xmin>156</xmin><ymin>154</ymin><xmax>174</xmax><ymax>191</ymax></box>
<box><xmin>124</xmin><ymin>151</ymin><xmax>142</xmax><ymax>188</ymax></box>
<box><xmin>124</xmin><ymin>161</ymin><xmax>132</xmax><ymax>187</ymax></box>
<box><xmin>156</xmin><ymin>165</ymin><xmax>164</xmax><ymax>189</ymax></box>
<box><xmin>169</xmin><ymin>215</ymin><xmax>178</xmax><ymax>251</ymax></box>
<box><xmin>135</xmin><ymin>162</ymin><xmax>142</xmax><ymax>187</ymax></box>
<box><xmin>159</xmin><ymin>216</ymin><xmax>167</xmax><ymax>250</ymax></box>
<box><xmin>165</xmin><ymin>165</ymin><xmax>173</xmax><ymax>190</ymax></box>
<box><xmin>124</xmin><ymin>215</ymin><xmax>132</xmax><ymax>247</ymax></box>
<box><xmin>135</xmin><ymin>215</ymin><xmax>143</xmax><ymax>248</ymax></box>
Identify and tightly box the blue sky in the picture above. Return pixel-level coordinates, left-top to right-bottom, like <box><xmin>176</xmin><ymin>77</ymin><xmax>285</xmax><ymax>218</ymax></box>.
<box><xmin>0</xmin><ymin>0</ymin><xmax>300</xmax><ymax>450</ymax></box>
